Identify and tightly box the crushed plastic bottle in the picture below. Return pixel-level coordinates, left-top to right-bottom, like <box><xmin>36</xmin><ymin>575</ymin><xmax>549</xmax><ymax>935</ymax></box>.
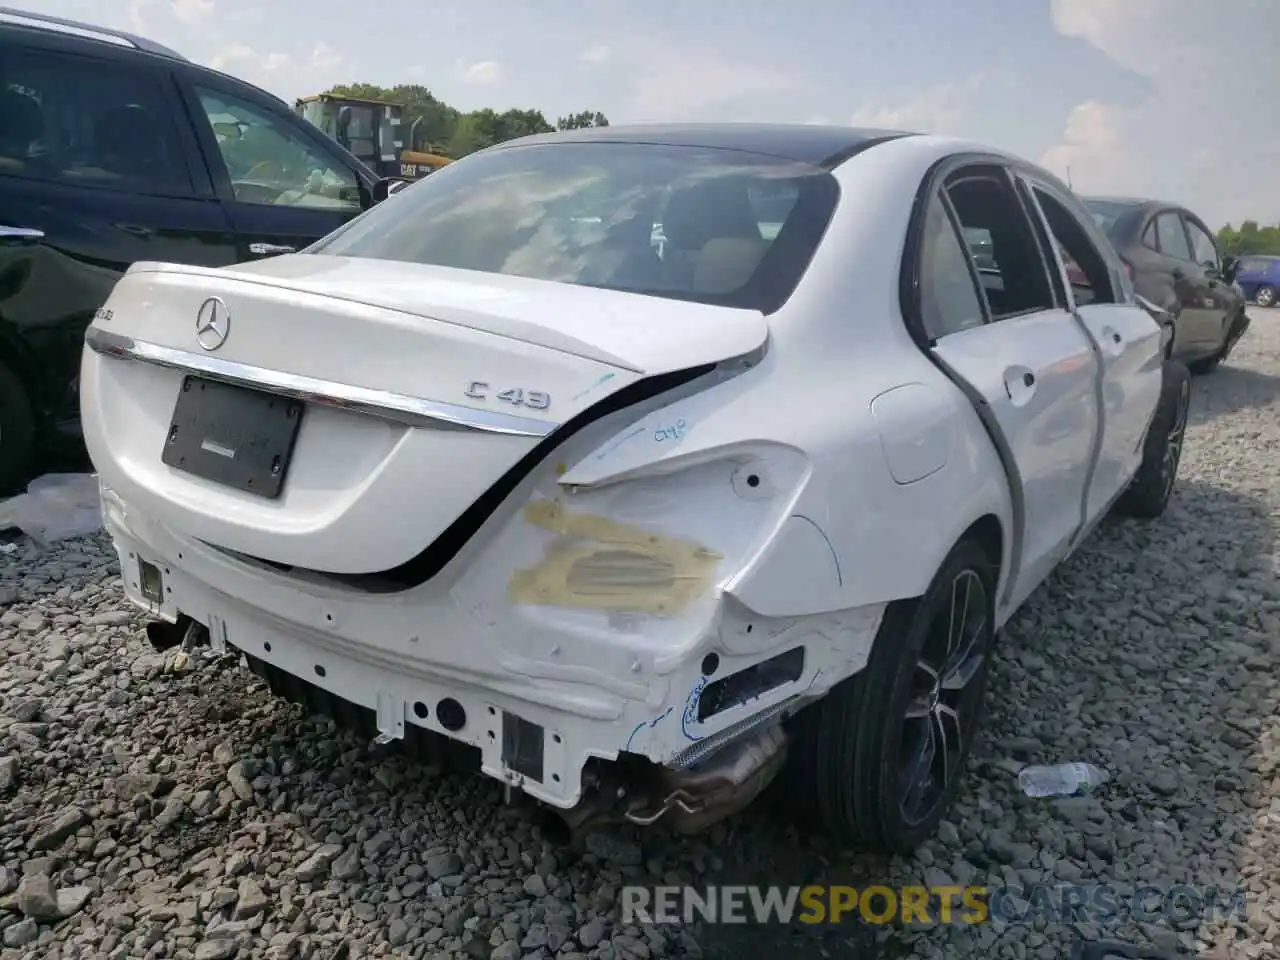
<box><xmin>1017</xmin><ymin>762</ymin><xmax>1108</xmax><ymax>798</ymax></box>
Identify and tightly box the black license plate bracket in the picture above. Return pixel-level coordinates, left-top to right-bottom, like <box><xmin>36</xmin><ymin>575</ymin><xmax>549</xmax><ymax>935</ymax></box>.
<box><xmin>161</xmin><ymin>376</ymin><xmax>304</xmax><ymax>499</ymax></box>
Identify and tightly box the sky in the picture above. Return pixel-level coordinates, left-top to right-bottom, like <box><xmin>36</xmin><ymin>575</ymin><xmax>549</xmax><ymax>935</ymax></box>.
<box><xmin>20</xmin><ymin>0</ymin><xmax>1280</xmax><ymax>230</ymax></box>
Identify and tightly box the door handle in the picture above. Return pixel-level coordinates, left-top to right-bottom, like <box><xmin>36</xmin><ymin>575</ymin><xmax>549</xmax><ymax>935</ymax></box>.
<box><xmin>0</xmin><ymin>225</ymin><xmax>44</xmax><ymax>242</ymax></box>
<box><xmin>115</xmin><ymin>223</ymin><xmax>153</xmax><ymax>238</ymax></box>
<box><xmin>1022</xmin><ymin>371</ymin><xmax>1035</xmax><ymax>387</ymax></box>
<box><xmin>249</xmin><ymin>242</ymin><xmax>296</xmax><ymax>256</ymax></box>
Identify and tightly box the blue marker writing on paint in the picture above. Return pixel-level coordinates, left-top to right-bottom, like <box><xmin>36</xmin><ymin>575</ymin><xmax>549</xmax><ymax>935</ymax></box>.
<box><xmin>681</xmin><ymin>676</ymin><xmax>708</xmax><ymax>741</ymax></box>
<box><xmin>623</xmin><ymin>706</ymin><xmax>673</xmax><ymax>751</ymax></box>
<box><xmin>654</xmin><ymin>419</ymin><xmax>688</xmax><ymax>443</ymax></box>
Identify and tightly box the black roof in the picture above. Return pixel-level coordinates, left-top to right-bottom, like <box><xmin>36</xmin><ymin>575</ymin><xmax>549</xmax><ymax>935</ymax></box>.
<box><xmin>0</xmin><ymin>5</ymin><xmax>187</xmax><ymax>59</ymax></box>
<box><xmin>491</xmin><ymin>123</ymin><xmax>916</xmax><ymax>167</ymax></box>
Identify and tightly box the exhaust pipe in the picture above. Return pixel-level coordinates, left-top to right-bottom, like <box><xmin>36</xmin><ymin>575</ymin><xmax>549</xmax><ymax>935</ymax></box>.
<box><xmin>540</xmin><ymin>725</ymin><xmax>790</xmax><ymax>847</ymax></box>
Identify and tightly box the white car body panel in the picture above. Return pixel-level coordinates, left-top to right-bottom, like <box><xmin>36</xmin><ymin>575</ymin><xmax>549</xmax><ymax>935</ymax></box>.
<box><xmin>81</xmin><ymin>131</ymin><xmax>1166</xmax><ymax>812</ymax></box>
<box><xmin>82</xmin><ymin>261</ymin><xmax>765</xmax><ymax>574</ymax></box>
<box><xmin>931</xmin><ymin>309</ymin><xmax>1099</xmax><ymax>614</ymax></box>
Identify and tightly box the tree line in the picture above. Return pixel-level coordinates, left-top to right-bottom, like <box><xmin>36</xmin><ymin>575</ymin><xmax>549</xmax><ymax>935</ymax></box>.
<box><xmin>1217</xmin><ymin>222</ymin><xmax>1280</xmax><ymax>258</ymax></box>
<box><xmin>322</xmin><ymin>83</ymin><xmax>608</xmax><ymax>159</ymax></box>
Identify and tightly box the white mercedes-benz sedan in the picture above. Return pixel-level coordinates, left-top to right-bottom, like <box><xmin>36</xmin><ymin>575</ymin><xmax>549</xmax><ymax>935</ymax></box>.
<box><xmin>80</xmin><ymin>124</ymin><xmax>1189</xmax><ymax>852</ymax></box>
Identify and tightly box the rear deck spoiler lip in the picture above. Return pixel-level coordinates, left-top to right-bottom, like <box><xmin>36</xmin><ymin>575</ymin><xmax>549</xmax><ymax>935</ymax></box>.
<box><xmin>84</xmin><ymin>326</ymin><xmax>559</xmax><ymax>438</ymax></box>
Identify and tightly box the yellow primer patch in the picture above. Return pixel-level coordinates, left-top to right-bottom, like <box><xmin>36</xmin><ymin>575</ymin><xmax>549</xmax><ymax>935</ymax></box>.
<box><xmin>507</xmin><ymin>500</ymin><xmax>721</xmax><ymax>615</ymax></box>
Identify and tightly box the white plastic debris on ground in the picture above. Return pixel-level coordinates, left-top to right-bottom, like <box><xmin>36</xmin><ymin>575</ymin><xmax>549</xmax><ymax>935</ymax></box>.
<box><xmin>0</xmin><ymin>473</ymin><xmax>103</xmax><ymax>546</ymax></box>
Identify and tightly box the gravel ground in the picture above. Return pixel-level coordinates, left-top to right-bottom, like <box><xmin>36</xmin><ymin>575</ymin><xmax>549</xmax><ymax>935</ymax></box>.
<box><xmin>1</xmin><ymin>311</ymin><xmax>1278</xmax><ymax>960</ymax></box>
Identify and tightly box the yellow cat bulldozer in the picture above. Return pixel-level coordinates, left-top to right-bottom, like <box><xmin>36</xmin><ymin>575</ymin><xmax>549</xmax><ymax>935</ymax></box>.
<box><xmin>294</xmin><ymin>94</ymin><xmax>452</xmax><ymax>180</ymax></box>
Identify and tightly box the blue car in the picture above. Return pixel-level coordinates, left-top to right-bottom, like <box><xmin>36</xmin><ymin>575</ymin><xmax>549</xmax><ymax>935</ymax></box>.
<box><xmin>1234</xmin><ymin>255</ymin><xmax>1280</xmax><ymax>307</ymax></box>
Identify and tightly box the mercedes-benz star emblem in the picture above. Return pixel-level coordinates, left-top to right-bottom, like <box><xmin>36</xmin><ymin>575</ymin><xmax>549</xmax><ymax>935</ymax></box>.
<box><xmin>195</xmin><ymin>297</ymin><xmax>230</xmax><ymax>351</ymax></box>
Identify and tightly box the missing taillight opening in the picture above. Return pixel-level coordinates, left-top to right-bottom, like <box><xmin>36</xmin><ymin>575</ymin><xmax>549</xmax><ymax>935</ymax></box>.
<box><xmin>697</xmin><ymin>646</ymin><xmax>806</xmax><ymax>722</ymax></box>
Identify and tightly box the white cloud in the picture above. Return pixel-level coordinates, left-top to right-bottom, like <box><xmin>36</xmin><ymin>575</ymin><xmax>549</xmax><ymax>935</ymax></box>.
<box><xmin>1040</xmin><ymin>100</ymin><xmax>1126</xmax><ymax>187</ymax></box>
<box><xmin>308</xmin><ymin>40</ymin><xmax>343</xmax><ymax>71</ymax></box>
<box><xmin>460</xmin><ymin>60</ymin><xmax>504</xmax><ymax>85</ymax></box>
<box><xmin>848</xmin><ymin>75</ymin><xmax>991</xmax><ymax>135</ymax></box>
<box><xmin>611</xmin><ymin>33</ymin><xmax>809</xmax><ymax>121</ymax></box>
<box><xmin>208</xmin><ymin>43</ymin><xmax>303</xmax><ymax>94</ymax></box>
<box><xmin>208</xmin><ymin>42</ymin><xmax>254</xmax><ymax>70</ymax></box>
<box><xmin>169</xmin><ymin>0</ymin><xmax>213</xmax><ymax>25</ymax></box>
<box><xmin>1044</xmin><ymin>0</ymin><xmax>1280</xmax><ymax>227</ymax></box>
<box><xmin>127</xmin><ymin>0</ymin><xmax>149</xmax><ymax>33</ymax></box>
<box><xmin>579</xmin><ymin>44</ymin><xmax>612</xmax><ymax>65</ymax></box>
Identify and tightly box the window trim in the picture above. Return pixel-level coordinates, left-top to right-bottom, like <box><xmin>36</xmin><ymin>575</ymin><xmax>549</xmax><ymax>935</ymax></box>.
<box><xmin>941</xmin><ymin>164</ymin><xmax>1058</xmax><ymax>325</ymax></box>
<box><xmin>1141</xmin><ymin>219</ymin><xmax>1159</xmax><ymax>253</ymax></box>
<box><xmin>1180</xmin><ymin>212</ymin><xmax>1220</xmax><ymax>271</ymax></box>
<box><xmin>1016</xmin><ymin>170</ymin><xmax>1122</xmax><ymax>309</ymax></box>
<box><xmin>914</xmin><ymin>187</ymin><xmax>993</xmax><ymax>340</ymax></box>
<box><xmin>0</xmin><ymin>44</ymin><xmax>203</xmax><ymax>200</ymax></box>
<box><xmin>899</xmin><ymin>152</ymin><xmax>1063</xmax><ymax>348</ymax></box>
<box><xmin>1009</xmin><ymin>174</ymin><xmax>1067</xmax><ymax>309</ymax></box>
<box><xmin>176</xmin><ymin>72</ymin><xmax>368</xmax><ymax>210</ymax></box>
<box><xmin>1153</xmin><ymin>209</ymin><xmax>1194</xmax><ymax>263</ymax></box>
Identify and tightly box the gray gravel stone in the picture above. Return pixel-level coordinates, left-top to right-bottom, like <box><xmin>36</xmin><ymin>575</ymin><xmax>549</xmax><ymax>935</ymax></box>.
<box><xmin>16</xmin><ymin>873</ymin><xmax>58</xmax><ymax>920</ymax></box>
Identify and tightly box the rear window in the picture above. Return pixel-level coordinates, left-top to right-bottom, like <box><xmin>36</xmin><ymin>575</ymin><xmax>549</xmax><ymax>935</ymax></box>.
<box><xmin>1083</xmin><ymin>199</ymin><xmax>1137</xmax><ymax>238</ymax></box>
<box><xmin>311</xmin><ymin>141</ymin><xmax>840</xmax><ymax>313</ymax></box>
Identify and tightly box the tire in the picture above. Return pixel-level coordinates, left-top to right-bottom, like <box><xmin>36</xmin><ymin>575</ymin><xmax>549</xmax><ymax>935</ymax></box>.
<box><xmin>786</xmin><ymin>537</ymin><xmax>996</xmax><ymax>853</ymax></box>
<box><xmin>1255</xmin><ymin>284</ymin><xmax>1276</xmax><ymax>308</ymax></box>
<box><xmin>0</xmin><ymin>357</ymin><xmax>35</xmax><ymax>497</ymax></box>
<box><xmin>1115</xmin><ymin>359</ymin><xmax>1190</xmax><ymax>520</ymax></box>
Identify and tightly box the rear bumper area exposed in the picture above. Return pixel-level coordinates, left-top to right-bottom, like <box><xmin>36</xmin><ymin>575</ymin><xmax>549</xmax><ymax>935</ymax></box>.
<box><xmin>101</xmin><ymin>483</ymin><xmax>886</xmax><ymax>813</ymax></box>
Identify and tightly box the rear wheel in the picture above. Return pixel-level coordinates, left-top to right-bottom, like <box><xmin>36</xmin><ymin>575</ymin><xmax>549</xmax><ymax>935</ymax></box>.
<box><xmin>1116</xmin><ymin>360</ymin><xmax>1190</xmax><ymax>519</ymax></box>
<box><xmin>0</xmin><ymin>357</ymin><xmax>35</xmax><ymax>496</ymax></box>
<box><xmin>1256</xmin><ymin>284</ymin><xmax>1276</xmax><ymax>308</ymax></box>
<box><xmin>787</xmin><ymin>537</ymin><xmax>996</xmax><ymax>853</ymax></box>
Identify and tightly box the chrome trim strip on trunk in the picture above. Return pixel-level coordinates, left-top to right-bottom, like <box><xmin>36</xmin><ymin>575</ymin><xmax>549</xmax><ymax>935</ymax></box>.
<box><xmin>84</xmin><ymin>327</ymin><xmax>559</xmax><ymax>438</ymax></box>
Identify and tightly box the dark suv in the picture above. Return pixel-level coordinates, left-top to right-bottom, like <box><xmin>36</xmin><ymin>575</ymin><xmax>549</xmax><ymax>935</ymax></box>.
<box><xmin>1082</xmin><ymin>196</ymin><xmax>1249</xmax><ymax>375</ymax></box>
<box><xmin>0</xmin><ymin>7</ymin><xmax>396</xmax><ymax>492</ymax></box>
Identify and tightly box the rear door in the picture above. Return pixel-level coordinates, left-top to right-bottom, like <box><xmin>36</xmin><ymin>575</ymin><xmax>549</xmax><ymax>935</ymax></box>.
<box><xmin>1182</xmin><ymin>214</ymin><xmax>1239</xmax><ymax>346</ymax></box>
<box><xmin>175</xmin><ymin>74</ymin><xmax>373</xmax><ymax>259</ymax></box>
<box><xmin>0</xmin><ymin>34</ymin><xmax>236</xmax><ymax>423</ymax></box>
<box><xmin>1016</xmin><ymin>173</ymin><xmax>1164</xmax><ymax>522</ymax></box>
<box><xmin>912</xmin><ymin>162</ymin><xmax>1099</xmax><ymax>613</ymax></box>
<box><xmin>1151</xmin><ymin>209</ymin><xmax>1218</xmax><ymax>355</ymax></box>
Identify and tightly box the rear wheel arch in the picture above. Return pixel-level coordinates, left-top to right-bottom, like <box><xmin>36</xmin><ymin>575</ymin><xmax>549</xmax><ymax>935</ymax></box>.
<box><xmin>962</xmin><ymin>512</ymin><xmax>1003</xmax><ymax>587</ymax></box>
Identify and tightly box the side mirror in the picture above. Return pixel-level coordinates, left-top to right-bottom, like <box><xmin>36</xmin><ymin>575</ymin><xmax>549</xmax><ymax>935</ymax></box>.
<box><xmin>373</xmin><ymin>177</ymin><xmax>411</xmax><ymax>203</ymax></box>
<box><xmin>1203</xmin><ymin>262</ymin><xmax>1221</xmax><ymax>280</ymax></box>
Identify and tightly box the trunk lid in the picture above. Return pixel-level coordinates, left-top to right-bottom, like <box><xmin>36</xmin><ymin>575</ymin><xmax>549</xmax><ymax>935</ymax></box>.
<box><xmin>82</xmin><ymin>255</ymin><xmax>765</xmax><ymax>576</ymax></box>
